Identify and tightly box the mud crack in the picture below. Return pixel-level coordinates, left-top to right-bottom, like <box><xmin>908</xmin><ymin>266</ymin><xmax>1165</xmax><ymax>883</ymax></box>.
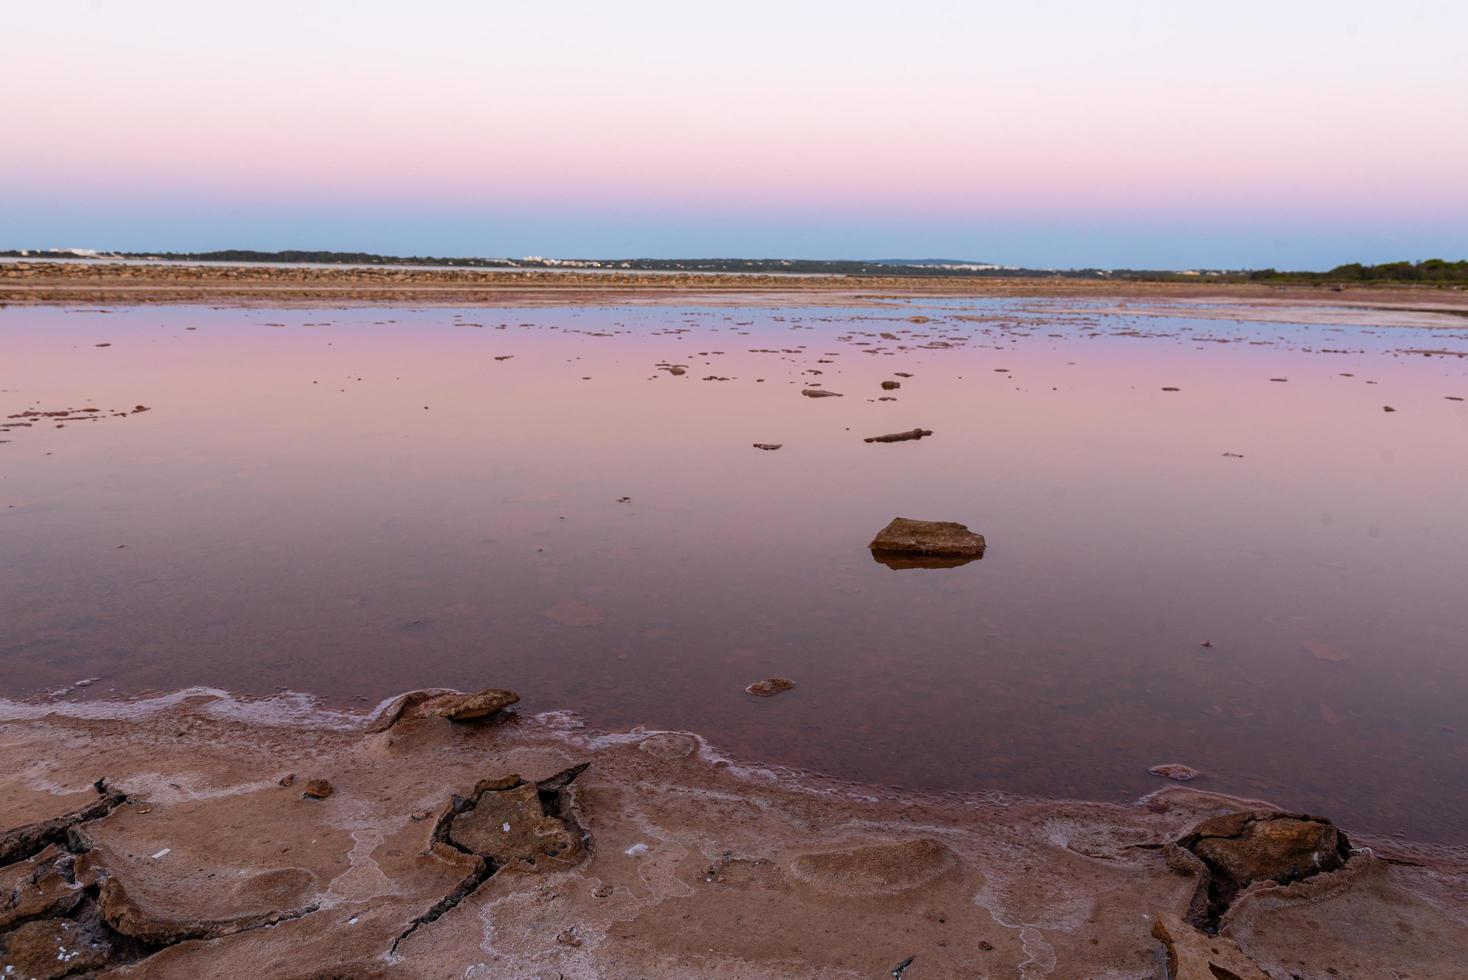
<box><xmin>390</xmin><ymin>763</ymin><xmax>590</xmax><ymax>955</ymax></box>
<box><xmin>0</xmin><ymin>779</ymin><xmax>127</xmax><ymax>867</ymax></box>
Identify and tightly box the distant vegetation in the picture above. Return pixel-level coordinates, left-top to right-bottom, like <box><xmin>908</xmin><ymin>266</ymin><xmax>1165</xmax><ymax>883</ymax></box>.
<box><xmin>1245</xmin><ymin>259</ymin><xmax>1468</xmax><ymax>284</ymax></box>
<box><xmin>3</xmin><ymin>250</ymin><xmax>1465</xmax><ymax>284</ymax></box>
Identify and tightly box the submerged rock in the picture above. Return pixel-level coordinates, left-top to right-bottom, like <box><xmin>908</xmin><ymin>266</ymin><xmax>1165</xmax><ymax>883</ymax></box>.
<box><xmin>864</xmin><ymin>428</ymin><xmax>932</xmax><ymax>444</ymax></box>
<box><xmin>541</xmin><ymin>599</ymin><xmax>606</xmax><ymax>628</ymax></box>
<box><xmin>746</xmin><ymin>678</ymin><xmax>795</xmax><ymax>697</ymax></box>
<box><xmin>868</xmin><ymin>518</ymin><xmax>985</xmax><ymax>558</ymax></box>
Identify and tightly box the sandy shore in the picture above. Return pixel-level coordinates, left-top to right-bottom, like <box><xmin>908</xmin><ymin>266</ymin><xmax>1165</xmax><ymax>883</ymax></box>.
<box><xmin>3</xmin><ymin>688</ymin><xmax>1466</xmax><ymax>978</ymax></box>
<box><xmin>5</xmin><ymin>261</ymin><xmax>1468</xmax><ymax>315</ymax></box>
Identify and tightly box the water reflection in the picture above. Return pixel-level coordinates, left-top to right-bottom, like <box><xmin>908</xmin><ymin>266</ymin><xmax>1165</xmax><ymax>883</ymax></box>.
<box><xmin>869</xmin><ymin>553</ymin><xmax>982</xmax><ymax>570</ymax></box>
<box><xmin>1</xmin><ymin>298</ymin><xmax>1466</xmax><ymax>840</ymax></box>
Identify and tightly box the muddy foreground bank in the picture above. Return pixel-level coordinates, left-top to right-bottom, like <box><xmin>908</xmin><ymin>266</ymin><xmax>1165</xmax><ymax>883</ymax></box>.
<box><xmin>3</xmin><ymin>689</ymin><xmax>1466</xmax><ymax>978</ymax></box>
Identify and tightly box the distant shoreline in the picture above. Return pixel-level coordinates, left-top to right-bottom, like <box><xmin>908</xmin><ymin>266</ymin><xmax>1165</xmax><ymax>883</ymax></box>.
<box><xmin>5</xmin><ymin>260</ymin><xmax>1468</xmax><ymax>312</ymax></box>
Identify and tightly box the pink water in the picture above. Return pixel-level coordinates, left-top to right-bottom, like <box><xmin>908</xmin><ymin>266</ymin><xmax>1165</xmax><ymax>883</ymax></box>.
<box><xmin>3</xmin><ymin>299</ymin><xmax>1466</xmax><ymax>840</ymax></box>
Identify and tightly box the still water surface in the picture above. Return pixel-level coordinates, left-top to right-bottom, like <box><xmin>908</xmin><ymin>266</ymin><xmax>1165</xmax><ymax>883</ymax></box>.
<box><xmin>3</xmin><ymin>299</ymin><xmax>1466</xmax><ymax>839</ymax></box>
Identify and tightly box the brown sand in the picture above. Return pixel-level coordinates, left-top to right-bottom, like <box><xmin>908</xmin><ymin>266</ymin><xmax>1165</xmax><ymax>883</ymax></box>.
<box><xmin>3</xmin><ymin>689</ymin><xmax>1465</xmax><ymax>978</ymax></box>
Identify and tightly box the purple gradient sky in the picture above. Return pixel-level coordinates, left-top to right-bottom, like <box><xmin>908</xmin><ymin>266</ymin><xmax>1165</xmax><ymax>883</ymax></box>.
<box><xmin>4</xmin><ymin>0</ymin><xmax>1466</xmax><ymax>267</ymax></box>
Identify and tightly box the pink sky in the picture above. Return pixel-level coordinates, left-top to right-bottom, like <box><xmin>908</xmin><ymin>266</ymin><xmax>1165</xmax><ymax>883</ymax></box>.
<box><xmin>5</xmin><ymin>1</ymin><xmax>1466</xmax><ymax>266</ymax></box>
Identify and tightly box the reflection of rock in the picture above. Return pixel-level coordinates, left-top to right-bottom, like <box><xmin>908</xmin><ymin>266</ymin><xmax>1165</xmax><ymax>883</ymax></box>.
<box><xmin>746</xmin><ymin>678</ymin><xmax>795</xmax><ymax>697</ymax></box>
<box><xmin>1151</xmin><ymin>911</ymin><xmax>1269</xmax><ymax>979</ymax></box>
<box><xmin>788</xmin><ymin>839</ymin><xmax>956</xmax><ymax>896</ymax></box>
<box><xmin>868</xmin><ymin>518</ymin><xmax>985</xmax><ymax>558</ymax></box>
<box><xmin>870</xmin><ymin>552</ymin><xmax>978</xmax><ymax>571</ymax></box>
<box><xmin>863</xmin><ymin>427</ymin><xmax>932</xmax><ymax>443</ymax></box>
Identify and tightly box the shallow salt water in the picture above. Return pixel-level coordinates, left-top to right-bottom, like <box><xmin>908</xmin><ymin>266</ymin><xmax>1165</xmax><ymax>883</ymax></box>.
<box><xmin>3</xmin><ymin>298</ymin><xmax>1467</xmax><ymax>840</ymax></box>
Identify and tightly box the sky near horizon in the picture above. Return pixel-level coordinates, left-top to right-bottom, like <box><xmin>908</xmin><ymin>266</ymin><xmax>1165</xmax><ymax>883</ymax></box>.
<box><xmin>3</xmin><ymin>0</ymin><xmax>1466</xmax><ymax>268</ymax></box>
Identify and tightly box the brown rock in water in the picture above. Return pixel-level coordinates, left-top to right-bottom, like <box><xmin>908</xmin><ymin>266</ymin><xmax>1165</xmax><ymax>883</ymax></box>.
<box><xmin>880</xmin><ymin>380</ymin><xmax>901</xmax><ymax>390</ymax></box>
<box><xmin>1149</xmin><ymin>763</ymin><xmax>1201</xmax><ymax>782</ymax></box>
<box><xmin>303</xmin><ymin>779</ymin><xmax>333</xmax><ymax>799</ymax></box>
<box><xmin>800</xmin><ymin>388</ymin><xmax>843</xmax><ymax>398</ymax></box>
<box><xmin>868</xmin><ymin>518</ymin><xmax>985</xmax><ymax>558</ymax></box>
<box><xmin>864</xmin><ymin>428</ymin><xmax>932</xmax><ymax>444</ymax></box>
<box><xmin>1151</xmin><ymin>912</ymin><xmax>1270</xmax><ymax>980</ymax></box>
<box><xmin>428</xmin><ymin>688</ymin><xmax>520</xmax><ymax>722</ymax></box>
<box><xmin>752</xmin><ymin>443</ymin><xmax>783</xmax><ymax>451</ymax></box>
<box><xmin>746</xmin><ymin>678</ymin><xmax>795</xmax><ymax>697</ymax></box>
<box><xmin>1382</xmin><ymin>405</ymin><xmax>1396</xmax><ymax>412</ymax></box>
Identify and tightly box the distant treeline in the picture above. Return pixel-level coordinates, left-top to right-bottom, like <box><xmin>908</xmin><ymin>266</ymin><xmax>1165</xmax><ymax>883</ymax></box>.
<box><xmin>1245</xmin><ymin>259</ymin><xmax>1468</xmax><ymax>284</ymax></box>
<box><xmin>3</xmin><ymin>250</ymin><xmax>1465</xmax><ymax>283</ymax></box>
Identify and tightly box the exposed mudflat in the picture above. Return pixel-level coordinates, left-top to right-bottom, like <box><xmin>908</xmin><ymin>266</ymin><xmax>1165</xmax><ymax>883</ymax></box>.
<box><xmin>5</xmin><ymin>261</ymin><xmax>1468</xmax><ymax>318</ymax></box>
<box><xmin>3</xmin><ymin>689</ymin><xmax>1466</xmax><ymax>979</ymax></box>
